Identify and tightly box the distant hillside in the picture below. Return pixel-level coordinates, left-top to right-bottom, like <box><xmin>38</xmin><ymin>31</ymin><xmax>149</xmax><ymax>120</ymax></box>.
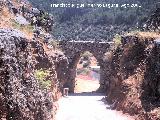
<box><xmin>28</xmin><ymin>0</ymin><xmax>160</xmax><ymax>41</ymax></box>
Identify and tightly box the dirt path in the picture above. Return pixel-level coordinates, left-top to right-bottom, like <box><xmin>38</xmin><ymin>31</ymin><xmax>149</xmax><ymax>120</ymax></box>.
<box><xmin>55</xmin><ymin>93</ymin><xmax>134</xmax><ymax>120</ymax></box>
<box><xmin>56</xmin><ymin>78</ymin><xmax>134</xmax><ymax>120</ymax></box>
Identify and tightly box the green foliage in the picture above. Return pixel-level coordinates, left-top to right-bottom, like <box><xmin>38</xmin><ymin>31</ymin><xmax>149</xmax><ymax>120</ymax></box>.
<box><xmin>34</xmin><ymin>69</ymin><xmax>51</xmax><ymax>89</ymax></box>
<box><xmin>113</xmin><ymin>34</ymin><xmax>122</xmax><ymax>46</ymax></box>
<box><xmin>28</xmin><ymin>0</ymin><xmax>160</xmax><ymax>41</ymax></box>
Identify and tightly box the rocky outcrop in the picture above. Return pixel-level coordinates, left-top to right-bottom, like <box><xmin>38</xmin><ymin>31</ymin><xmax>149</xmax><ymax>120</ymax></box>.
<box><xmin>52</xmin><ymin>51</ymin><xmax>68</xmax><ymax>89</ymax></box>
<box><xmin>30</xmin><ymin>39</ymin><xmax>68</xmax><ymax>100</ymax></box>
<box><xmin>105</xmin><ymin>35</ymin><xmax>160</xmax><ymax>119</ymax></box>
<box><xmin>0</xmin><ymin>29</ymin><xmax>54</xmax><ymax>120</ymax></box>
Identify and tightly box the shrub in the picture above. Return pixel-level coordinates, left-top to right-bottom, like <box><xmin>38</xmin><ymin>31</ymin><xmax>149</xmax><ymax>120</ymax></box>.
<box><xmin>34</xmin><ymin>69</ymin><xmax>51</xmax><ymax>89</ymax></box>
<box><xmin>113</xmin><ymin>34</ymin><xmax>122</xmax><ymax>46</ymax></box>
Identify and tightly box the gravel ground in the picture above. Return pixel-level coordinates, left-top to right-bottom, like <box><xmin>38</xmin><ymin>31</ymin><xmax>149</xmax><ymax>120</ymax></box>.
<box><xmin>56</xmin><ymin>93</ymin><xmax>134</xmax><ymax>120</ymax></box>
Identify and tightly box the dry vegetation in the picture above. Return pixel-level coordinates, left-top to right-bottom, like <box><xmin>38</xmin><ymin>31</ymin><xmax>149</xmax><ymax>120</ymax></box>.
<box><xmin>126</xmin><ymin>31</ymin><xmax>160</xmax><ymax>40</ymax></box>
<box><xmin>0</xmin><ymin>7</ymin><xmax>13</xmax><ymax>29</ymax></box>
<box><xmin>0</xmin><ymin>4</ymin><xmax>33</xmax><ymax>39</ymax></box>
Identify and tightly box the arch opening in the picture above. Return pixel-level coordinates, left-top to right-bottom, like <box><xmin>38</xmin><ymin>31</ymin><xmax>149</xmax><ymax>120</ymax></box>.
<box><xmin>74</xmin><ymin>51</ymin><xmax>100</xmax><ymax>93</ymax></box>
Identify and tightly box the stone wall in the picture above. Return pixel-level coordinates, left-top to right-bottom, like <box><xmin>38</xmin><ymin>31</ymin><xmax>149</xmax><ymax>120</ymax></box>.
<box><xmin>59</xmin><ymin>41</ymin><xmax>111</xmax><ymax>92</ymax></box>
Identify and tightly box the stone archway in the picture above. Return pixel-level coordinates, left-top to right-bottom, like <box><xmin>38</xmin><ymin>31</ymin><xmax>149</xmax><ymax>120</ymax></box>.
<box><xmin>75</xmin><ymin>51</ymin><xmax>100</xmax><ymax>93</ymax></box>
<box><xmin>59</xmin><ymin>41</ymin><xmax>112</xmax><ymax>93</ymax></box>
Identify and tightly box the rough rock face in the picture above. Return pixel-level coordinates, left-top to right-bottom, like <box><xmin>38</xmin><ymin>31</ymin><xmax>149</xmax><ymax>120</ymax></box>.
<box><xmin>29</xmin><ymin>39</ymin><xmax>67</xmax><ymax>117</ymax></box>
<box><xmin>105</xmin><ymin>35</ymin><xmax>160</xmax><ymax>119</ymax></box>
<box><xmin>52</xmin><ymin>51</ymin><xmax>68</xmax><ymax>89</ymax></box>
<box><xmin>30</xmin><ymin>39</ymin><xmax>68</xmax><ymax>100</ymax></box>
<box><xmin>0</xmin><ymin>29</ymin><xmax>53</xmax><ymax>120</ymax></box>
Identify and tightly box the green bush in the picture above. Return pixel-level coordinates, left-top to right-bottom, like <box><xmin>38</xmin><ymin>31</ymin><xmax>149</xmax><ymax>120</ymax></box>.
<box><xmin>113</xmin><ymin>34</ymin><xmax>122</xmax><ymax>46</ymax></box>
<box><xmin>34</xmin><ymin>69</ymin><xmax>51</xmax><ymax>89</ymax></box>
